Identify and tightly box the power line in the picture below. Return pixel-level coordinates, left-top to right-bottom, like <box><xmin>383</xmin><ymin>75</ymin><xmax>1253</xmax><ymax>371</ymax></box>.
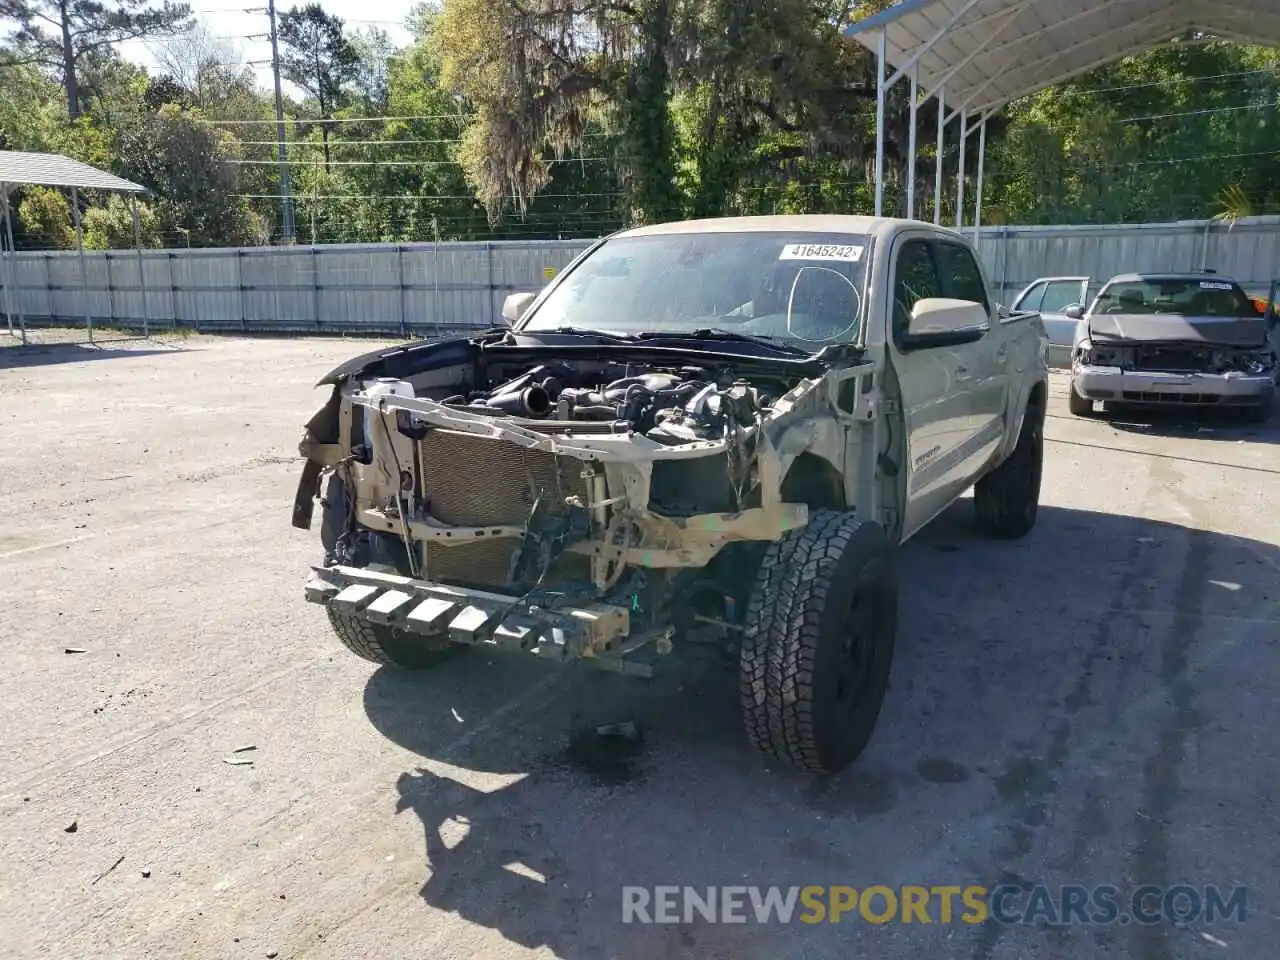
<box><xmin>219</xmin><ymin>146</ymin><xmax>1279</xmax><ymax>174</ymax></box>
<box><xmin>221</xmin><ymin>156</ymin><xmax>612</xmax><ymax>166</ymax></box>
<box><xmin>231</xmin><ymin>131</ymin><xmax>614</xmax><ymax>147</ymax></box>
<box><xmin>1077</xmin><ymin>66</ymin><xmax>1280</xmax><ymax>95</ymax></box>
<box><xmin>200</xmin><ymin>112</ymin><xmax>473</xmax><ymax>125</ymax></box>
<box><xmin>193</xmin><ymin>94</ymin><xmax>1275</xmax><ymax>135</ymax></box>
<box><xmin>1095</xmin><ymin>147</ymin><xmax>1280</xmax><ymax>168</ymax></box>
<box><xmin>234</xmin><ymin>192</ymin><xmax>626</xmax><ymax>200</ymax></box>
<box><xmin>1116</xmin><ymin>101</ymin><xmax>1279</xmax><ymax>123</ymax></box>
<box><xmin>115</xmin><ymin>33</ymin><xmax>265</xmax><ymax>44</ymax></box>
<box><xmin>233</xmin><ymin>137</ymin><xmax>463</xmax><ymax>146</ymax></box>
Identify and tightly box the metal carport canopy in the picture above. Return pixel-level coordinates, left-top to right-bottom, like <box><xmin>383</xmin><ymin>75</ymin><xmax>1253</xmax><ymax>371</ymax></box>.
<box><xmin>840</xmin><ymin>0</ymin><xmax>1280</xmax><ymax>228</ymax></box>
<box><xmin>0</xmin><ymin>151</ymin><xmax>150</xmax><ymax>346</ymax></box>
<box><xmin>843</xmin><ymin>0</ymin><xmax>1280</xmax><ymax>116</ymax></box>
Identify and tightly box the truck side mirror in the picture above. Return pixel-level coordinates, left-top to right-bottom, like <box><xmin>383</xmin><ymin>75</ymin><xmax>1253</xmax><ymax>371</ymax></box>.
<box><xmin>1064</xmin><ymin>304</ymin><xmax>1084</xmax><ymax>320</ymax></box>
<box><xmin>904</xmin><ymin>297</ymin><xmax>989</xmax><ymax>348</ymax></box>
<box><xmin>502</xmin><ymin>292</ymin><xmax>536</xmax><ymax>324</ymax></box>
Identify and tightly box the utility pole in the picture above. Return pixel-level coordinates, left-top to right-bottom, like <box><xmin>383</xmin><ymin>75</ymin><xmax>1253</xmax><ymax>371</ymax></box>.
<box><xmin>267</xmin><ymin>0</ymin><xmax>296</xmax><ymax>242</ymax></box>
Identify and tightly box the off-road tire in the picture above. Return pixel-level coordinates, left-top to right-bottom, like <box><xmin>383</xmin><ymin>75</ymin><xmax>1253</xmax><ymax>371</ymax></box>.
<box><xmin>739</xmin><ymin>510</ymin><xmax>898</xmax><ymax>775</ymax></box>
<box><xmin>974</xmin><ymin>399</ymin><xmax>1044</xmax><ymax>540</ymax></box>
<box><xmin>1067</xmin><ymin>382</ymin><xmax>1093</xmax><ymax>417</ymax></box>
<box><xmin>326</xmin><ymin>606</ymin><xmax>457</xmax><ymax>669</ymax></box>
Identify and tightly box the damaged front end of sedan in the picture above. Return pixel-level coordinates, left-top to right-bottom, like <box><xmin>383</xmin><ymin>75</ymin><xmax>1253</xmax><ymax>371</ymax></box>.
<box><xmin>1069</xmin><ymin>274</ymin><xmax>1278</xmax><ymax>419</ymax></box>
<box><xmin>291</xmin><ymin>332</ymin><xmax>887</xmax><ymax>676</ymax></box>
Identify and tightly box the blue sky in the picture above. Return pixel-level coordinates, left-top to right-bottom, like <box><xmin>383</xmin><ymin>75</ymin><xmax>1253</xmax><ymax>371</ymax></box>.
<box><xmin>115</xmin><ymin>0</ymin><xmax>417</xmax><ymax>97</ymax></box>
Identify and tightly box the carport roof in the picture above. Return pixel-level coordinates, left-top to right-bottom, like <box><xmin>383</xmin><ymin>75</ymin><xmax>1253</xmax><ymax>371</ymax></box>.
<box><xmin>842</xmin><ymin>0</ymin><xmax>1280</xmax><ymax>115</ymax></box>
<box><xmin>0</xmin><ymin>150</ymin><xmax>147</xmax><ymax>193</ymax></box>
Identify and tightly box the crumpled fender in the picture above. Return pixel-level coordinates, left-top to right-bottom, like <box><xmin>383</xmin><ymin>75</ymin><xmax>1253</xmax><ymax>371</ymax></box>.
<box><xmin>292</xmin><ymin>385</ymin><xmax>342</xmax><ymax>530</ymax></box>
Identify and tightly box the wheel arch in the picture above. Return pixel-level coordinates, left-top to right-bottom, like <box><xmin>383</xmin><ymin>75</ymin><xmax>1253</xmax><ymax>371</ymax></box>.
<box><xmin>998</xmin><ymin>374</ymin><xmax>1048</xmax><ymax>464</ymax></box>
<box><xmin>781</xmin><ymin>450</ymin><xmax>848</xmax><ymax>511</ymax></box>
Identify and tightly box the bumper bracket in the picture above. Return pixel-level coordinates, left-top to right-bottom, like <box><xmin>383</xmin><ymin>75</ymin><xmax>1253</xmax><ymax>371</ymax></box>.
<box><xmin>306</xmin><ymin>564</ymin><xmax>645</xmax><ymax>670</ymax></box>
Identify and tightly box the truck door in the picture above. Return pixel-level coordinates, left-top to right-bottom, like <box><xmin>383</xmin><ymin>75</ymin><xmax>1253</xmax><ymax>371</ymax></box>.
<box><xmin>886</xmin><ymin>235</ymin><xmax>986</xmax><ymax>539</ymax></box>
<box><xmin>932</xmin><ymin>238</ymin><xmax>1008</xmax><ymax>486</ymax></box>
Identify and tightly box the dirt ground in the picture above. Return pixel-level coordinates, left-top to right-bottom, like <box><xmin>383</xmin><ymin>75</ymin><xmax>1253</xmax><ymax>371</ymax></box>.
<box><xmin>2</xmin><ymin>331</ymin><xmax>1278</xmax><ymax>960</ymax></box>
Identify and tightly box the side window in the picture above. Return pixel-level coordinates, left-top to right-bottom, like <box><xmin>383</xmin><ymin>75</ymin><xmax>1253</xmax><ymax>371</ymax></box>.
<box><xmin>892</xmin><ymin>239</ymin><xmax>945</xmax><ymax>342</ymax></box>
<box><xmin>935</xmin><ymin>241</ymin><xmax>990</xmax><ymax>310</ymax></box>
<box><xmin>1015</xmin><ymin>281</ymin><xmax>1046</xmax><ymax>312</ymax></box>
<box><xmin>1041</xmin><ymin>280</ymin><xmax>1084</xmax><ymax>313</ymax></box>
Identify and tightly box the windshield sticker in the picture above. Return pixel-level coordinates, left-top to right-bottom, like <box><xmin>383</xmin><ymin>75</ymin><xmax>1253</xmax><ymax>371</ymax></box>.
<box><xmin>1200</xmin><ymin>281</ymin><xmax>1233</xmax><ymax>290</ymax></box>
<box><xmin>779</xmin><ymin>243</ymin><xmax>864</xmax><ymax>263</ymax></box>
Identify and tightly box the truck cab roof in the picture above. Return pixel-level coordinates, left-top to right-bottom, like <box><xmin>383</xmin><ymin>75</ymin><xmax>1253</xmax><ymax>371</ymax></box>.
<box><xmin>613</xmin><ymin>214</ymin><xmax>973</xmax><ymax>243</ymax></box>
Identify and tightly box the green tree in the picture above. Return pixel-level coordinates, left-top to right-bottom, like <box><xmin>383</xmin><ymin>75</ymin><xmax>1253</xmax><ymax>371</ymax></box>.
<box><xmin>118</xmin><ymin>102</ymin><xmax>266</xmax><ymax>246</ymax></box>
<box><xmin>15</xmin><ymin>184</ymin><xmax>74</xmax><ymax>247</ymax></box>
<box><xmin>349</xmin><ymin>25</ymin><xmax>393</xmax><ymax>113</ymax></box>
<box><xmin>278</xmin><ymin>3</ymin><xmax>359</xmax><ymax>169</ymax></box>
<box><xmin>0</xmin><ymin>0</ymin><xmax>192</xmax><ymax>118</ymax></box>
<box><xmin>82</xmin><ymin>193</ymin><xmax>160</xmax><ymax>248</ymax></box>
<box><xmin>152</xmin><ymin>22</ymin><xmax>262</xmax><ymax>120</ymax></box>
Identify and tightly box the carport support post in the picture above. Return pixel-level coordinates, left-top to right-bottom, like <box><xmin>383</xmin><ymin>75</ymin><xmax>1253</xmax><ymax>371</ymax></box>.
<box><xmin>130</xmin><ymin>194</ymin><xmax>150</xmax><ymax>339</ymax></box>
<box><xmin>973</xmin><ymin>114</ymin><xmax>987</xmax><ymax>245</ymax></box>
<box><xmin>933</xmin><ymin>87</ymin><xmax>946</xmax><ymax>225</ymax></box>
<box><xmin>955</xmin><ymin>110</ymin><xmax>967</xmax><ymax>230</ymax></box>
<box><xmin>873</xmin><ymin>29</ymin><xmax>887</xmax><ymax>217</ymax></box>
<box><xmin>906</xmin><ymin>66</ymin><xmax>918</xmax><ymax>219</ymax></box>
<box><xmin>2</xmin><ymin>182</ymin><xmax>27</xmax><ymax>345</ymax></box>
<box><xmin>71</xmin><ymin>186</ymin><xmax>92</xmax><ymax>344</ymax></box>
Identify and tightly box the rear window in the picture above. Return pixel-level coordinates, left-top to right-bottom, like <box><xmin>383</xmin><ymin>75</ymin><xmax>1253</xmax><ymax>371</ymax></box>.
<box><xmin>1093</xmin><ymin>278</ymin><xmax>1258</xmax><ymax>318</ymax></box>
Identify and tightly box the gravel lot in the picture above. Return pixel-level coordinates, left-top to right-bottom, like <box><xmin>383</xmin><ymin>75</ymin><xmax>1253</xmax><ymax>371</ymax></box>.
<box><xmin>2</xmin><ymin>332</ymin><xmax>1277</xmax><ymax>960</ymax></box>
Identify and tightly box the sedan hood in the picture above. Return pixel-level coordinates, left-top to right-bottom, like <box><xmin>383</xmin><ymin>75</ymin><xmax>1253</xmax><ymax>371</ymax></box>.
<box><xmin>1088</xmin><ymin>313</ymin><xmax>1267</xmax><ymax>348</ymax></box>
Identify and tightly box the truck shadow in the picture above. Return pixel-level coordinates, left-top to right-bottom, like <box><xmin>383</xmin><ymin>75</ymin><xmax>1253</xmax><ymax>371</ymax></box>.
<box><xmin>361</xmin><ymin>500</ymin><xmax>1280</xmax><ymax>960</ymax></box>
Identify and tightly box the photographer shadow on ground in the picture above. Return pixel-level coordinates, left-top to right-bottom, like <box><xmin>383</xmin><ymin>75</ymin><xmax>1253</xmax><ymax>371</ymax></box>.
<box><xmin>362</xmin><ymin>499</ymin><xmax>1280</xmax><ymax>960</ymax></box>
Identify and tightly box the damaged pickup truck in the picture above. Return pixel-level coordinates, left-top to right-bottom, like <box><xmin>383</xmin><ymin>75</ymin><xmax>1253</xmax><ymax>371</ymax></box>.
<box><xmin>292</xmin><ymin>215</ymin><xmax>1050</xmax><ymax>774</ymax></box>
<box><xmin>1067</xmin><ymin>272</ymin><xmax>1276</xmax><ymax>421</ymax></box>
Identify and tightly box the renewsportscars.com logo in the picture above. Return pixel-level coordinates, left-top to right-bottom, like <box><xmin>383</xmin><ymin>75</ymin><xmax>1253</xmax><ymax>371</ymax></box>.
<box><xmin>621</xmin><ymin>885</ymin><xmax>1248</xmax><ymax>926</ymax></box>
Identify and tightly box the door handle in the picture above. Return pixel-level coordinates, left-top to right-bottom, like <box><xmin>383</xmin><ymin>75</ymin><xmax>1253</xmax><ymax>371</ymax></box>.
<box><xmin>955</xmin><ymin>365</ymin><xmax>972</xmax><ymax>380</ymax></box>
<box><xmin>995</xmin><ymin>345</ymin><xmax>1009</xmax><ymax>363</ymax></box>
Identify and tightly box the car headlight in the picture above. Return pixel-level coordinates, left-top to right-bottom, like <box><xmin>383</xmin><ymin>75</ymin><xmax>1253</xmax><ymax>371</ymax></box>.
<box><xmin>1074</xmin><ymin>339</ymin><xmax>1095</xmax><ymax>365</ymax></box>
<box><xmin>1243</xmin><ymin>350</ymin><xmax>1276</xmax><ymax>375</ymax></box>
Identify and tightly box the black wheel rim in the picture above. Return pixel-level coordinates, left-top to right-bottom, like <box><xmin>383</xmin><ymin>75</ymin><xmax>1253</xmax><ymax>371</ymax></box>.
<box><xmin>834</xmin><ymin>571</ymin><xmax>884</xmax><ymax>712</ymax></box>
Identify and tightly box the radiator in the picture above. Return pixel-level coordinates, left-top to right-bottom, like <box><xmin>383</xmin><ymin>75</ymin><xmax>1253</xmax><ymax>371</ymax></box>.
<box><xmin>417</xmin><ymin>429</ymin><xmax>591</xmax><ymax>587</ymax></box>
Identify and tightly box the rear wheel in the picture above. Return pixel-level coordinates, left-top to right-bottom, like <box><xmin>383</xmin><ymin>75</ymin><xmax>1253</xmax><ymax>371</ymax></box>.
<box><xmin>326</xmin><ymin>607</ymin><xmax>458</xmax><ymax>669</ymax></box>
<box><xmin>974</xmin><ymin>399</ymin><xmax>1044</xmax><ymax>540</ymax></box>
<box><xmin>1067</xmin><ymin>382</ymin><xmax>1094</xmax><ymax>417</ymax></box>
<box><xmin>739</xmin><ymin>511</ymin><xmax>898</xmax><ymax>775</ymax></box>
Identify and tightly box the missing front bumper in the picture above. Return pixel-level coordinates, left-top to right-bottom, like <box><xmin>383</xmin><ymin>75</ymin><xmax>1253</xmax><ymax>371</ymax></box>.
<box><xmin>306</xmin><ymin>564</ymin><xmax>664</xmax><ymax>675</ymax></box>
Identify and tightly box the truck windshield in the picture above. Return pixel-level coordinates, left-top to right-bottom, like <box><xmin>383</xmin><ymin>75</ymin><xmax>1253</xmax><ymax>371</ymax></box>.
<box><xmin>1094</xmin><ymin>279</ymin><xmax>1260</xmax><ymax>318</ymax></box>
<box><xmin>519</xmin><ymin>231</ymin><xmax>872</xmax><ymax>347</ymax></box>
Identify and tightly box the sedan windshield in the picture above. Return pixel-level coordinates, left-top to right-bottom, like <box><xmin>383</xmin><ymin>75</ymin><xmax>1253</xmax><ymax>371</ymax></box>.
<box><xmin>1093</xmin><ymin>278</ymin><xmax>1260</xmax><ymax>318</ymax></box>
<box><xmin>519</xmin><ymin>231</ymin><xmax>871</xmax><ymax>348</ymax></box>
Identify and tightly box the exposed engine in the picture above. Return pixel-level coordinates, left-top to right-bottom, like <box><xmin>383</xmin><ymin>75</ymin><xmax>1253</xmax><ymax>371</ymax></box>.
<box><xmin>437</xmin><ymin>360</ymin><xmax>780</xmax><ymax>444</ymax></box>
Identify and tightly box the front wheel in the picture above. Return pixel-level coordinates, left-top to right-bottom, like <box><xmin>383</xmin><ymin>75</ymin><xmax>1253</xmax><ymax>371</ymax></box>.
<box><xmin>326</xmin><ymin>607</ymin><xmax>458</xmax><ymax>670</ymax></box>
<box><xmin>1067</xmin><ymin>382</ymin><xmax>1094</xmax><ymax>417</ymax></box>
<box><xmin>1239</xmin><ymin>400</ymin><xmax>1273</xmax><ymax>425</ymax></box>
<box><xmin>973</xmin><ymin>400</ymin><xmax>1044</xmax><ymax>539</ymax></box>
<box><xmin>739</xmin><ymin>511</ymin><xmax>898</xmax><ymax>775</ymax></box>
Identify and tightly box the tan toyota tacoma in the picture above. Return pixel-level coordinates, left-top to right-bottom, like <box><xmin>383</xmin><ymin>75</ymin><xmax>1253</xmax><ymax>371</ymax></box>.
<box><xmin>292</xmin><ymin>214</ymin><xmax>1050</xmax><ymax>774</ymax></box>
